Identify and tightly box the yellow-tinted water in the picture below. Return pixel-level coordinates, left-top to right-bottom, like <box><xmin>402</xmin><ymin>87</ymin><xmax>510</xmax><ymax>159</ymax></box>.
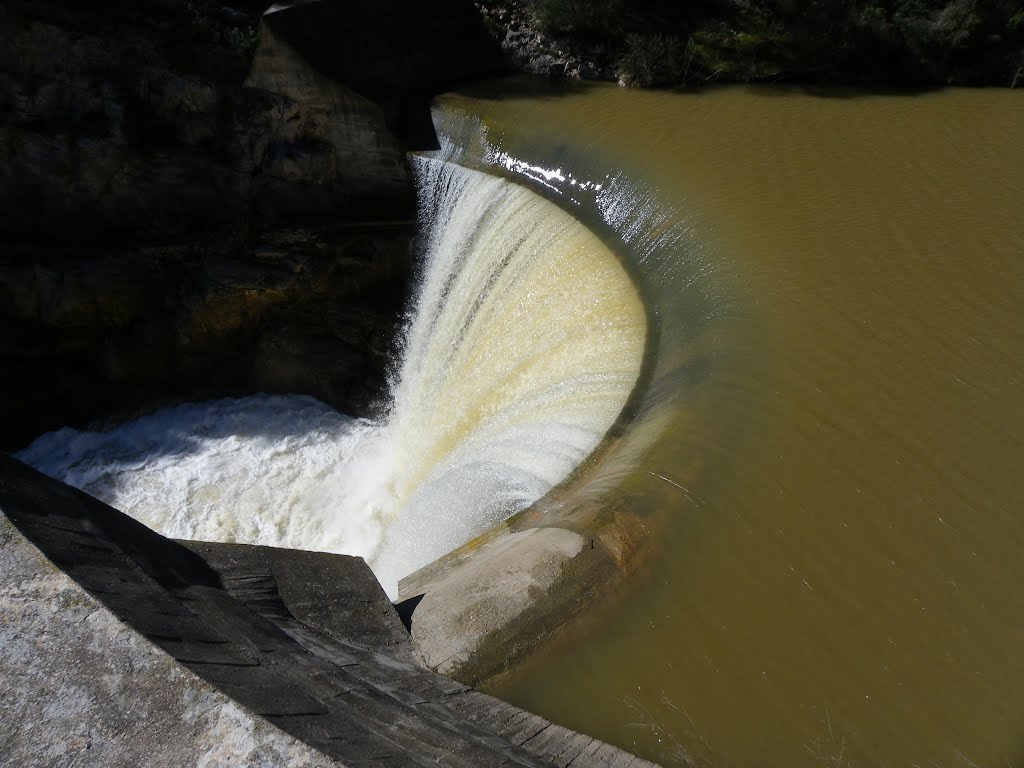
<box><xmin>455</xmin><ymin>84</ymin><xmax>1024</xmax><ymax>767</ymax></box>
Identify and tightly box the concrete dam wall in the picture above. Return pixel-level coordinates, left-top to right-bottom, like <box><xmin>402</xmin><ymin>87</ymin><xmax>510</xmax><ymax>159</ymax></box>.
<box><xmin>0</xmin><ymin>456</ymin><xmax>658</xmax><ymax>767</ymax></box>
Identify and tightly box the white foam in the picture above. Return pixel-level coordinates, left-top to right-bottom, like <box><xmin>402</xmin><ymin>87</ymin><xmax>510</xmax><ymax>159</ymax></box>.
<box><xmin>17</xmin><ymin>396</ymin><xmax>391</xmax><ymax>561</ymax></box>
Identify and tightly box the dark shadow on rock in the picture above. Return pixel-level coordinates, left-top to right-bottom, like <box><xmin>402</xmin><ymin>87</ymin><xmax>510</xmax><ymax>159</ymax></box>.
<box><xmin>0</xmin><ymin>0</ymin><xmax>419</xmax><ymax>450</ymax></box>
<box><xmin>394</xmin><ymin>592</ymin><xmax>425</xmax><ymax>633</ymax></box>
<box><xmin>400</xmin><ymin>96</ymin><xmax>442</xmax><ymax>152</ymax></box>
<box><xmin>263</xmin><ymin>0</ymin><xmax>507</xmax><ymax>149</ymax></box>
<box><xmin>0</xmin><ymin>455</ymin><xmax>222</xmax><ymax>594</ymax></box>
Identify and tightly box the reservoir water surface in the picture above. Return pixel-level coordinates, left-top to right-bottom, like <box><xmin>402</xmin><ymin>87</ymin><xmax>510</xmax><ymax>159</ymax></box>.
<box><xmin>460</xmin><ymin>83</ymin><xmax>1024</xmax><ymax>768</ymax></box>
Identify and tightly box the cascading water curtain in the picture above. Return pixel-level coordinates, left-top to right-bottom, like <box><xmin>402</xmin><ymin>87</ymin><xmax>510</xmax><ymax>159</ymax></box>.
<box><xmin>19</xmin><ymin>158</ymin><xmax>645</xmax><ymax>598</ymax></box>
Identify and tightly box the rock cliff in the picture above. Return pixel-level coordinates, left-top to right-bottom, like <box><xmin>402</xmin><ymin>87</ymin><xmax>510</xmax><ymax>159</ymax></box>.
<box><xmin>0</xmin><ymin>0</ymin><xmax>503</xmax><ymax>449</ymax></box>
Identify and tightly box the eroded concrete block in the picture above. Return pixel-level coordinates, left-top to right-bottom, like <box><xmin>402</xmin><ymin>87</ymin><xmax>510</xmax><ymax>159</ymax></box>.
<box><xmin>405</xmin><ymin>527</ymin><xmax>593</xmax><ymax>679</ymax></box>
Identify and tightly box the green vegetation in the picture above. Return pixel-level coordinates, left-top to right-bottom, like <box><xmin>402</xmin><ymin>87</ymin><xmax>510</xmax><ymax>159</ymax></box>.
<box><xmin>185</xmin><ymin>0</ymin><xmax>260</xmax><ymax>58</ymax></box>
<box><xmin>523</xmin><ymin>0</ymin><xmax>1024</xmax><ymax>85</ymax></box>
<box><xmin>529</xmin><ymin>0</ymin><xmax>625</xmax><ymax>41</ymax></box>
<box><xmin>617</xmin><ymin>34</ymin><xmax>689</xmax><ymax>87</ymax></box>
<box><xmin>222</xmin><ymin>24</ymin><xmax>260</xmax><ymax>58</ymax></box>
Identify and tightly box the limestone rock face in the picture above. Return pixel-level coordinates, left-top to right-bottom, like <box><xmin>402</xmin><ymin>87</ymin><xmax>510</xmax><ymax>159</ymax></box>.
<box><xmin>0</xmin><ymin>0</ymin><xmax>427</xmax><ymax>448</ymax></box>
<box><xmin>241</xmin><ymin>20</ymin><xmax>411</xmax><ymax>226</ymax></box>
<box><xmin>261</xmin><ymin>0</ymin><xmax>507</xmax><ymax>144</ymax></box>
<box><xmin>0</xmin><ymin>0</ymin><xmax>509</xmax><ymax>448</ymax></box>
<box><xmin>1</xmin><ymin>233</ymin><xmax>410</xmax><ymax>449</ymax></box>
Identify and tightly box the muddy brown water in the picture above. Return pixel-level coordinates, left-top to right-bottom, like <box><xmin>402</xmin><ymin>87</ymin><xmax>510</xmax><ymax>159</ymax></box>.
<box><xmin>442</xmin><ymin>84</ymin><xmax>1024</xmax><ymax>768</ymax></box>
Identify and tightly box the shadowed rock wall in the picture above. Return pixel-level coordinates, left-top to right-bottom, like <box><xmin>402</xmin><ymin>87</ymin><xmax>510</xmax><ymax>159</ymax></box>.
<box><xmin>0</xmin><ymin>0</ymin><xmax>503</xmax><ymax>450</ymax></box>
<box><xmin>262</xmin><ymin>0</ymin><xmax>506</xmax><ymax>148</ymax></box>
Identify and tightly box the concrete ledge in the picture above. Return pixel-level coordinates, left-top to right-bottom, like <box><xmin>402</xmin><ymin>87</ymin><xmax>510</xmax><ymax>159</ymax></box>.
<box><xmin>401</xmin><ymin>527</ymin><xmax>606</xmax><ymax>683</ymax></box>
<box><xmin>0</xmin><ymin>498</ymin><xmax>346</xmax><ymax>767</ymax></box>
<box><xmin>178</xmin><ymin>541</ymin><xmax>420</xmax><ymax>665</ymax></box>
<box><xmin>0</xmin><ymin>456</ymin><xmax>660</xmax><ymax>767</ymax></box>
<box><xmin>398</xmin><ymin>488</ymin><xmax>651</xmax><ymax>687</ymax></box>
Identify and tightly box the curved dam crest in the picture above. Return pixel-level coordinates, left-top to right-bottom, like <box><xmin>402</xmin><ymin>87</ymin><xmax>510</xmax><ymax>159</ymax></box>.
<box><xmin>18</xmin><ymin>158</ymin><xmax>647</xmax><ymax>599</ymax></box>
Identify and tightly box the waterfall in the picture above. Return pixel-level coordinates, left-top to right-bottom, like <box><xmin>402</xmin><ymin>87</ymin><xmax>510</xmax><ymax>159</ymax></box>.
<box><xmin>18</xmin><ymin>159</ymin><xmax>646</xmax><ymax>598</ymax></box>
